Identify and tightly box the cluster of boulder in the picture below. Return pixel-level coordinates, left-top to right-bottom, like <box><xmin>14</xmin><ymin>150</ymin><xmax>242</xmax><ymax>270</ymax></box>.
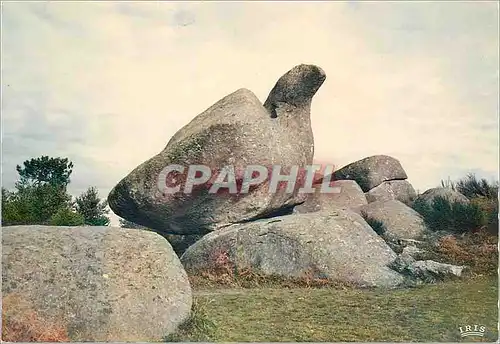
<box><xmin>2</xmin><ymin>64</ymin><xmax>468</xmax><ymax>341</ymax></box>
<box><xmin>106</xmin><ymin>63</ymin><xmax>467</xmax><ymax>287</ymax></box>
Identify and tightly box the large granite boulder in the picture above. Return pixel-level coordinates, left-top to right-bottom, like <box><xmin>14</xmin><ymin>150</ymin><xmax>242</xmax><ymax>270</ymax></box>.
<box><xmin>2</xmin><ymin>226</ymin><xmax>192</xmax><ymax>342</ymax></box>
<box><xmin>365</xmin><ymin>180</ymin><xmax>417</xmax><ymax>205</ymax></box>
<box><xmin>360</xmin><ymin>200</ymin><xmax>427</xmax><ymax>240</ymax></box>
<box><xmin>294</xmin><ymin>180</ymin><xmax>367</xmax><ymax>214</ymax></box>
<box><xmin>333</xmin><ymin>155</ymin><xmax>408</xmax><ymax>192</ymax></box>
<box><xmin>414</xmin><ymin>187</ymin><xmax>470</xmax><ymax>206</ymax></box>
<box><xmin>180</xmin><ymin>210</ymin><xmax>404</xmax><ymax>288</ymax></box>
<box><xmin>108</xmin><ymin>64</ymin><xmax>326</xmax><ymax>235</ymax></box>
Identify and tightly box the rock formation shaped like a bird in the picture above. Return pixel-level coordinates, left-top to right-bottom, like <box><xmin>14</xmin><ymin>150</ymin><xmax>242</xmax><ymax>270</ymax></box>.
<box><xmin>108</xmin><ymin>64</ymin><xmax>326</xmax><ymax>235</ymax></box>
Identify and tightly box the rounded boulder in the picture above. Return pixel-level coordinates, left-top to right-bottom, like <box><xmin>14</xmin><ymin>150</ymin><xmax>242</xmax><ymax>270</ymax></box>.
<box><xmin>415</xmin><ymin>187</ymin><xmax>470</xmax><ymax>206</ymax></box>
<box><xmin>333</xmin><ymin>155</ymin><xmax>408</xmax><ymax>192</ymax></box>
<box><xmin>180</xmin><ymin>210</ymin><xmax>404</xmax><ymax>288</ymax></box>
<box><xmin>360</xmin><ymin>200</ymin><xmax>427</xmax><ymax>240</ymax></box>
<box><xmin>2</xmin><ymin>226</ymin><xmax>192</xmax><ymax>342</ymax></box>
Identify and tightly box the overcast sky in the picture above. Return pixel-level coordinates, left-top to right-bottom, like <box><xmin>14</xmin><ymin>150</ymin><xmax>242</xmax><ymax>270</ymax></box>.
<box><xmin>2</xmin><ymin>2</ymin><xmax>499</xmax><ymax>225</ymax></box>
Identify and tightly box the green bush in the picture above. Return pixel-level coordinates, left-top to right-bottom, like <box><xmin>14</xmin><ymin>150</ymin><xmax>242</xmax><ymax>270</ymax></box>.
<box><xmin>412</xmin><ymin>196</ymin><xmax>485</xmax><ymax>234</ymax></box>
<box><xmin>455</xmin><ymin>174</ymin><xmax>498</xmax><ymax>199</ymax></box>
<box><xmin>49</xmin><ymin>207</ymin><xmax>85</xmax><ymax>226</ymax></box>
<box><xmin>437</xmin><ymin>174</ymin><xmax>498</xmax><ymax>235</ymax></box>
<box><xmin>75</xmin><ymin>186</ymin><xmax>110</xmax><ymax>226</ymax></box>
<box><xmin>2</xmin><ymin>188</ymin><xmax>26</xmax><ymax>225</ymax></box>
<box><xmin>2</xmin><ymin>185</ymin><xmax>72</xmax><ymax>226</ymax></box>
<box><xmin>471</xmin><ymin>196</ymin><xmax>499</xmax><ymax>235</ymax></box>
<box><xmin>487</xmin><ymin>204</ymin><xmax>498</xmax><ymax>232</ymax></box>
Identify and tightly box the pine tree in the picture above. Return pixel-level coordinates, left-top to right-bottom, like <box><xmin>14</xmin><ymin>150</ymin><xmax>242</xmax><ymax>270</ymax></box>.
<box><xmin>75</xmin><ymin>187</ymin><xmax>110</xmax><ymax>226</ymax></box>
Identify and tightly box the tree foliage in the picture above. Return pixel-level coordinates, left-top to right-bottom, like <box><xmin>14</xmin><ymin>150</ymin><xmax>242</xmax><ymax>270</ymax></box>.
<box><xmin>75</xmin><ymin>187</ymin><xmax>110</xmax><ymax>226</ymax></box>
<box><xmin>455</xmin><ymin>174</ymin><xmax>498</xmax><ymax>199</ymax></box>
<box><xmin>2</xmin><ymin>156</ymin><xmax>109</xmax><ymax>227</ymax></box>
<box><xmin>49</xmin><ymin>207</ymin><xmax>85</xmax><ymax>226</ymax></box>
<box><xmin>16</xmin><ymin>156</ymin><xmax>73</xmax><ymax>188</ymax></box>
<box><xmin>2</xmin><ymin>184</ymin><xmax>72</xmax><ymax>226</ymax></box>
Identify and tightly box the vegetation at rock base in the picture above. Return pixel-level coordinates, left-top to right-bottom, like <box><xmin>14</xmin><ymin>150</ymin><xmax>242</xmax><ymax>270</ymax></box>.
<box><xmin>2</xmin><ymin>293</ymin><xmax>70</xmax><ymax>342</ymax></box>
<box><xmin>164</xmin><ymin>299</ymin><xmax>217</xmax><ymax>342</ymax></box>
<box><xmin>412</xmin><ymin>173</ymin><xmax>498</xmax><ymax>234</ymax></box>
<box><xmin>2</xmin><ymin>156</ymin><xmax>110</xmax><ymax>227</ymax></box>
<box><xmin>419</xmin><ymin>230</ymin><xmax>498</xmax><ymax>276</ymax></box>
<box><xmin>412</xmin><ymin>196</ymin><xmax>485</xmax><ymax>233</ymax></box>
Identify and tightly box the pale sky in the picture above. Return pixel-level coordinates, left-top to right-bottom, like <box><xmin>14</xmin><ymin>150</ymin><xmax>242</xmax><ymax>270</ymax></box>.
<box><xmin>2</xmin><ymin>2</ymin><xmax>499</xmax><ymax>225</ymax></box>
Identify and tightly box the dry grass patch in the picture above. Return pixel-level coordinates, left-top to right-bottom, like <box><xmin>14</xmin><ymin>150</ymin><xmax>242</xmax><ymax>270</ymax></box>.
<box><xmin>2</xmin><ymin>293</ymin><xmax>69</xmax><ymax>342</ymax></box>
<box><xmin>421</xmin><ymin>230</ymin><xmax>498</xmax><ymax>276</ymax></box>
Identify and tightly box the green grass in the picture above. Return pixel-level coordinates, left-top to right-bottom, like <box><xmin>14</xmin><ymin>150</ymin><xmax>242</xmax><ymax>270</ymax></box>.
<box><xmin>167</xmin><ymin>276</ymin><xmax>498</xmax><ymax>342</ymax></box>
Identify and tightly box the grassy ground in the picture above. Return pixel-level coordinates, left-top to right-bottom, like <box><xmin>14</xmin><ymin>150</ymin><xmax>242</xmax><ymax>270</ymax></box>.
<box><xmin>166</xmin><ymin>276</ymin><xmax>498</xmax><ymax>342</ymax></box>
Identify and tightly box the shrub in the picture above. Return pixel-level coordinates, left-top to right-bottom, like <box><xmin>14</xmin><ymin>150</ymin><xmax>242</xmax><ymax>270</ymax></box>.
<box><xmin>412</xmin><ymin>196</ymin><xmax>485</xmax><ymax>234</ymax></box>
<box><xmin>49</xmin><ymin>207</ymin><xmax>85</xmax><ymax>226</ymax></box>
<box><xmin>455</xmin><ymin>173</ymin><xmax>498</xmax><ymax>199</ymax></box>
<box><xmin>2</xmin><ymin>188</ymin><xmax>26</xmax><ymax>226</ymax></box>
<box><xmin>470</xmin><ymin>195</ymin><xmax>499</xmax><ymax>235</ymax></box>
<box><xmin>486</xmin><ymin>203</ymin><xmax>498</xmax><ymax>234</ymax></box>
<box><xmin>75</xmin><ymin>186</ymin><xmax>110</xmax><ymax>226</ymax></box>
<box><xmin>1</xmin><ymin>184</ymin><xmax>73</xmax><ymax>226</ymax></box>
